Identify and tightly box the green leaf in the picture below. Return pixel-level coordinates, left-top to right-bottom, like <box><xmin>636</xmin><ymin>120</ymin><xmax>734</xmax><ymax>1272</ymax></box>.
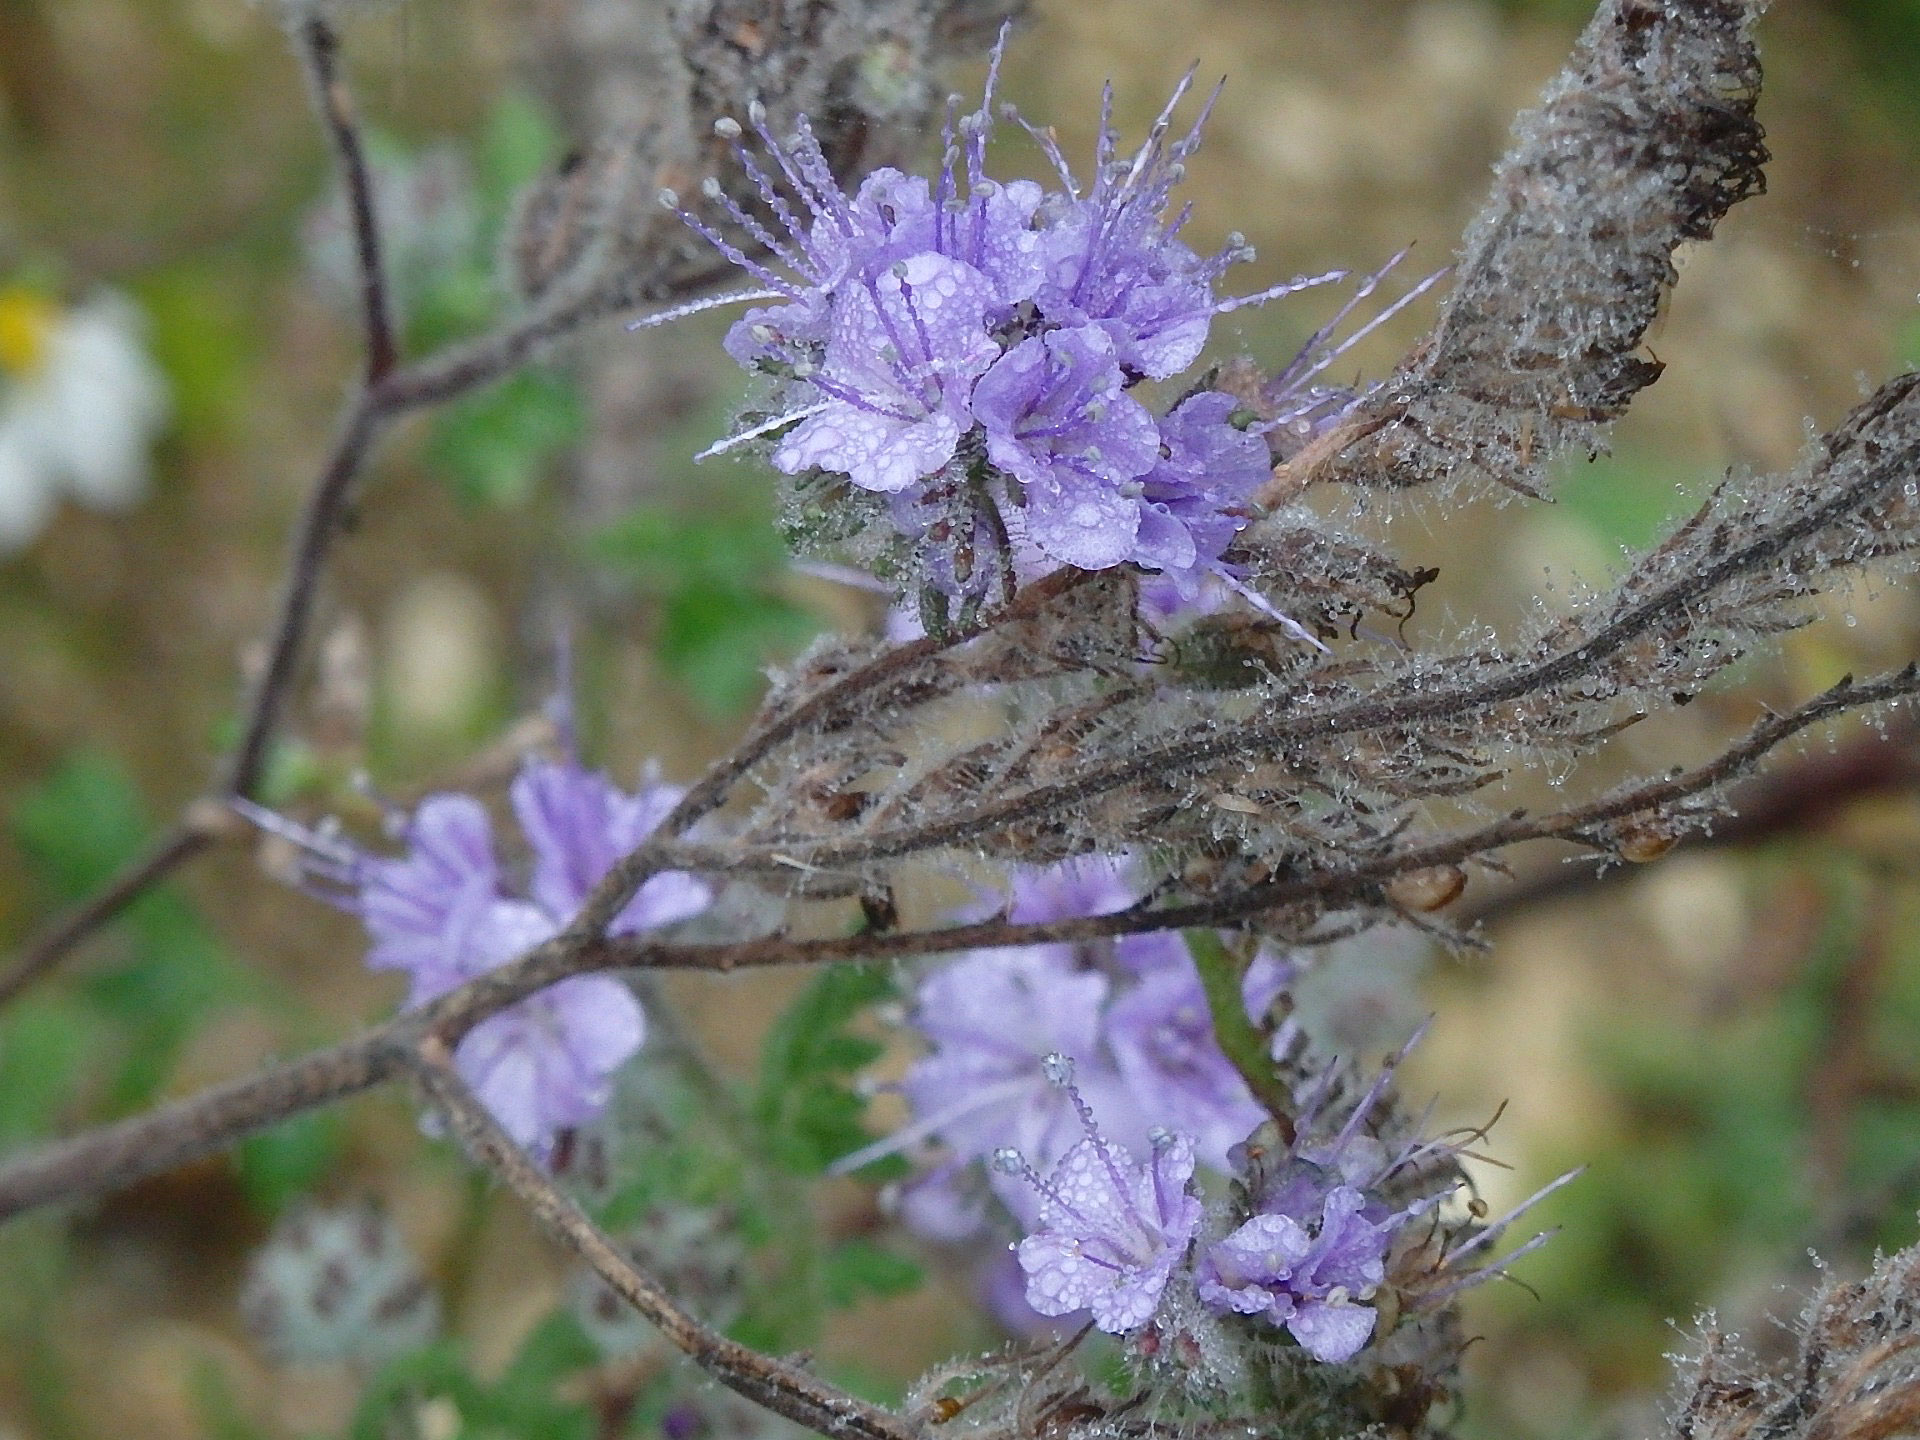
<box><xmin>12</xmin><ymin>750</ymin><xmax>151</xmax><ymax>903</ymax></box>
<box><xmin>593</xmin><ymin>501</ymin><xmax>822</xmax><ymax>716</ymax></box>
<box><xmin>821</xmin><ymin>1239</ymin><xmax>925</xmax><ymax>1309</ymax></box>
<box><xmin>426</xmin><ymin>367</ymin><xmax>584</xmax><ymax>507</ymax></box>
<box><xmin>192</xmin><ymin>1361</ymin><xmax>272</xmax><ymax>1440</ymax></box>
<box><xmin>345</xmin><ymin>1343</ymin><xmax>481</xmax><ymax>1440</ymax></box>
<box><xmin>495</xmin><ymin>1312</ymin><xmax>600</xmax><ymax>1400</ymax></box>
<box><xmin>1554</xmin><ymin>450</ymin><xmax>1699</xmax><ymax>552</ymax></box>
<box><xmin>660</xmin><ymin>584</ymin><xmax>821</xmax><ymax>717</ymax></box>
<box><xmin>0</xmin><ymin>998</ymin><xmax>98</xmax><ymax>1144</ymax></box>
<box><xmin>754</xmin><ymin>964</ymin><xmax>899</xmax><ymax>1175</ymax></box>
<box><xmin>233</xmin><ymin>1109</ymin><xmax>345</xmax><ymax>1218</ymax></box>
<box><xmin>476</xmin><ymin>92</ymin><xmax>562</xmax><ymax>220</ymax></box>
<box><xmin>11</xmin><ymin>749</ymin><xmax>254</xmax><ymax>1114</ymax></box>
<box><xmin>405</xmin><ymin>260</ymin><xmax>500</xmax><ymax>355</ymax></box>
<box><xmin>135</xmin><ymin>264</ymin><xmax>254</xmax><ymax>442</ymax></box>
<box><xmin>594</xmin><ymin>503</ymin><xmax>790</xmax><ymax>589</ymax></box>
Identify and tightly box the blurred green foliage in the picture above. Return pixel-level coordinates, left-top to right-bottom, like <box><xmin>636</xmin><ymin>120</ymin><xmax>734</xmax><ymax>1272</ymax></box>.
<box><xmin>754</xmin><ymin>964</ymin><xmax>900</xmax><ymax>1179</ymax></box>
<box><xmin>1489</xmin><ymin>852</ymin><xmax>1920</xmax><ymax>1397</ymax></box>
<box><xmin>344</xmin><ymin>1315</ymin><xmax>600</xmax><ymax>1440</ymax></box>
<box><xmin>427</xmin><ymin>367</ymin><xmax>585</xmax><ymax>508</ymax></box>
<box><xmin>388</xmin><ymin>91</ymin><xmax>588</xmax><ymax>510</ymax></box>
<box><xmin>6</xmin><ymin>752</ymin><xmax>250</xmax><ymax>1124</ymax></box>
<box><xmin>1555</xmin><ymin>451</ymin><xmax>1698</xmax><ymax>555</ymax></box>
<box><xmin>593</xmin><ymin>497</ymin><xmax>822</xmax><ymax>718</ymax></box>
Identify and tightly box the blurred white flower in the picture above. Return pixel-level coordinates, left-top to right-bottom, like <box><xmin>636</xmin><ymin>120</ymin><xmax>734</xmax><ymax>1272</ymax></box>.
<box><xmin>0</xmin><ymin>287</ymin><xmax>170</xmax><ymax>554</ymax></box>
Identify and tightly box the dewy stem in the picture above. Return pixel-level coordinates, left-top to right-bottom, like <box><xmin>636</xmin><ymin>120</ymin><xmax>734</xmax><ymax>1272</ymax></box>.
<box><xmin>1183</xmin><ymin>929</ymin><xmax>1295</xmax><ymax>1144</ymax></box>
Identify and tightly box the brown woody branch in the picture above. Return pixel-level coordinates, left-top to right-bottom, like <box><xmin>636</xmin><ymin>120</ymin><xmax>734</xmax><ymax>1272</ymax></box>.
<box><xmin>409</xmin><ymin>1039</ymin><xmax>919</xmax><ymax>1440</ymax></box>
<box><xmin>3</xmin><ymin>666</ymin><xmax>1909</xmax><ymax>1224</ymax></box>
<box><xmin>659</xmin><ymin>423</ymin><xmax>1920</xmax><ymax>879</ymax></box>
<box><xmin>1453</xmin><ymin>708</ymin><xmax>1920</xmax><ymax>928</ymax></box>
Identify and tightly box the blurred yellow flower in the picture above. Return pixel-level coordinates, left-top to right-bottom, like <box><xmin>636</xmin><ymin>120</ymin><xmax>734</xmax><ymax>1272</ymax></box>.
<box><xmin>0</xmin><ymin>288</ymin><xmax>170</xmax><ymax>554</ymax></box>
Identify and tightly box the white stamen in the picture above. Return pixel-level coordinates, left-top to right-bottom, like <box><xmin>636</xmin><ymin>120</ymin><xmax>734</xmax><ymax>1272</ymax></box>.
<box><xmin>692</xmin><ymin>403</ymin><xmax>831</xmax><ymax>461</ymax></box>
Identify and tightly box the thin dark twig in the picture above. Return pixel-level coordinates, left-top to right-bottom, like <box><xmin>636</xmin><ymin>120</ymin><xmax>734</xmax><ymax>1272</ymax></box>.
<box><xmin>298</xmin><ymin>17</ymin><xmax>397</xmax><ymax>385</ymax></box>
<box><xmin>0</xmin><ymin>60</ymin><xmax>697</xmax><ymax>1001</ymax></box>
<box><xmin>226</xmin><ymin>394</ymin><xmax>383</xmax><ymax>799</ymax></box>
<box><xmin>0</xmin><ymin>26</ymin><xmax>401</xmax><ymax>998</ymax></box>
<box><xmin>1453</xmin><ymin>709</ymin><xmax>1920</xmax><ymax>927</ymax></box>
<box><xmin>409</xmin><ymin>1038</ymin><xmax>919</xmax><ymax>1440</ymax></box>
<box><xmin>6</xmin><ymin>666</ymin><xmax>1907</xmax><ymax>1225</ymax></box>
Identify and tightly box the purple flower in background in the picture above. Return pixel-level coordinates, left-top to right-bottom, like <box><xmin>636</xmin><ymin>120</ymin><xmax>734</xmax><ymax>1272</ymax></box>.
<box><xmin>842</xmin><ymin>855</ymin><xmax>1300</xmax><ymax>1234</ymax></box>
<box><xmin>882</xmin><ymin>943</ymin><xmax>1140</xmax><ymax>1228</ymax></box>
<box><xmin>510</xmin><ymin>756</ymin><xmax>712</xmax><ymax>936</ymax></box>
<box><xmin>1104</xmin><ymin>951</ymin><xmax>1289</xmax><ymax>1170</ymax></box>
<box><xmin>1005</xmin><ymin>853</ymin><xmax>1138</xmax><ymax>926</ymax></box>
<box><xmin>356</xmin><ymin>793</ymin><xmax>501</xmax><ymax>1004</ymax></box>
<box><xmin>417</xmin><ymin>896</ymin><xmax>650</xmax><ymax>1154</ymax></box>
<box><xmin>1000</xmin><ymin>1060</ymin><xmax>1203</xmax><ymax>1334</ymax></box>
<box><xmin>1195</xmin><ymin>1185</ymin><xmax>1390</xmax><ymax>1363</ymax></box>
<box><xmin>305</xmin><ymin>754</ymin><xmax>711</xmax><ymax>1160</ymax></box>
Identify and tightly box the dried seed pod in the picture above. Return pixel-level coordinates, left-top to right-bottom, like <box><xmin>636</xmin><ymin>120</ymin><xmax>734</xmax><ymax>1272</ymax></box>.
<box><xmin>1616</xmin><ymin>821</ymin><xmax>1678</xmax><ymax>863</ymax></box>
<box><xmin>1387</xmin><ymin>864</ymin><xmax>1468</xmax><ymax>912</ymax></box>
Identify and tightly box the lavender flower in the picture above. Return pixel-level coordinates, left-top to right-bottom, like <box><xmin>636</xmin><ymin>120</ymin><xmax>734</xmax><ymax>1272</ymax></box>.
<box><xmin>272</xmin><ymin>753</ymin><xmax>710</xmax><ymax>1160</ymax></box>
<box><xmin>888</xmin><ymin>943</ymin><xmax>1139</xmax><ymax>1228</ymax></box>
<box><xmin>970</xmin><ymin>326</ymin><xmax>1163</xmax><ymax>571</ymax></box>
<box><xmin>1178</xmin><ymin>1026</ymin><xmax>1578</xmax><ymax>1366</ymax></box>
<box><xmin>356</xmin><ymin>792</ymin><xmax>501</xmax><ymax>1004</ymax></box>
<box><xmin>998</xmin><ymin>1060</ymin><xmax>1203</xmax><ymax>1335</ymax></box>
<box><xmin>646</xmin><ymin>31</ymin><xmax>1346</xmax><ymax>609</ymax></box>
<box><xmin>1194</xmin><ymin>1185</ymin><xmax>1390</xmax><ymax>1363</ymax></box>
<box><xmin>842</xmin><ymin>857</ymin><xmax>1289</xmax><ymax>1234</ymax></box>
<box><xmin>771</xmin><ymin>252</ymin><xmax>1001</xmax><ymax>494</ymax></box>
<box><xmin>1104</xmin><ymin>950</ymin><xmax>1288</xmax><ymax>1171</ymax></box>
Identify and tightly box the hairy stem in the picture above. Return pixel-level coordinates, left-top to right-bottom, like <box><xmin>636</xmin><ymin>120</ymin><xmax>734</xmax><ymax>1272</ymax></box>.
<box><xmin>666</xmin><ymin>428</ymin><xmax>1920</xmax><ymax>879</ymax></box>
<box><xmin>4</xmin><ymin>667</ymin><xmax>1907</xmax><ymax>1223</ymax></box>
<box><xmin>1185</xmin><ymin>929</ymin><xmax>1295</xmax><ymax>1143</ymax></box>
<box><xmin>409</xmin><ymin>1039</ymin><xmax>917</xmax><ymax>1440</ymax></box>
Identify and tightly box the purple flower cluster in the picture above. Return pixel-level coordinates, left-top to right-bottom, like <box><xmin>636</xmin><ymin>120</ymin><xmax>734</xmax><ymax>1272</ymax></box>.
<box><xmin>1195</xmin><ymin>1188</ymin><xmax>1389</xmax><ymax>1363</ymax></box>
<box><xmin>276</xmin><ymin>755</ymin><xmax>711</xmax><ymax>1161</ymax></box>
<box><xmin>833</xmin><ymin>857</ymin><xmax>1286</xmax><ymax>1236</ymax></box>
<box><xmin>849</xmin><ymin>881</ymin><xmax>1573</xmax><ymax>1364</ymax></box>
<box><xmin>977</xmin><ymin>1037</ymin><xmax>1430</xmax><ymax>1363</ymax></box>
<box><xmin>653</xmin><ymin>39</ymin><xmax>1335</xmax><ymax>610</ymax></box>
